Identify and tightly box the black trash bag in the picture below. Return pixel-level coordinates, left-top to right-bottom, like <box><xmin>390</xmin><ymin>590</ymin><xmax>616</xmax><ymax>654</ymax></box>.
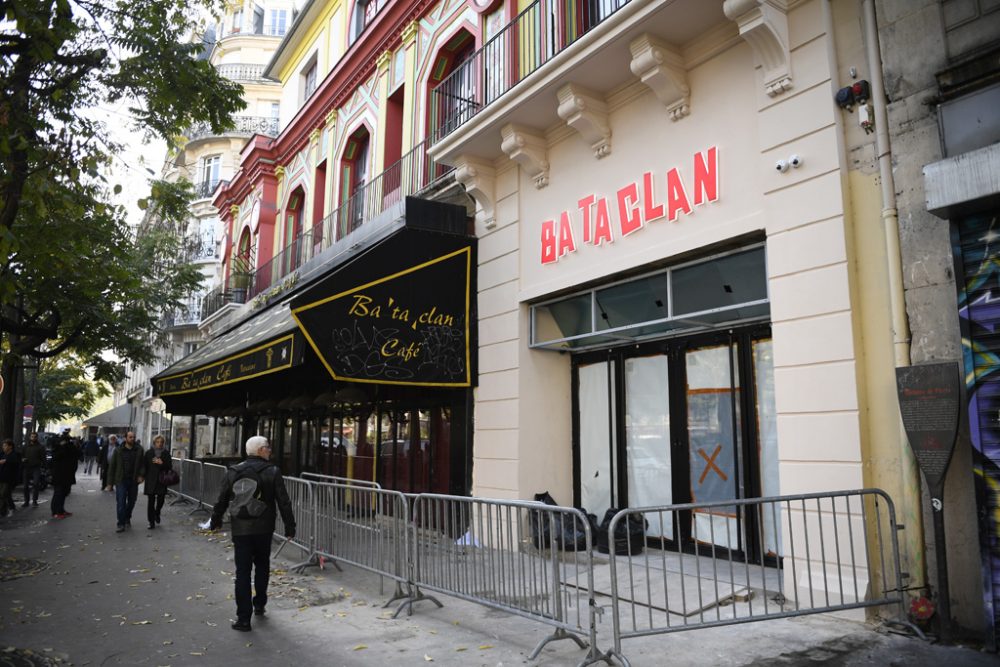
<box><xmin>561</xmin><ymin>510</ymin><xmax>591</xmax><ymax>551</ymax></box>
<box><xmin>596</xmin><ymin>508</ymin><xmax>647</xmax><ymax>555</ymax></box>
<box><xmin>530</xmin><ymin>492</ymin><xmax>560</xmax><ymax>549</ymax></box>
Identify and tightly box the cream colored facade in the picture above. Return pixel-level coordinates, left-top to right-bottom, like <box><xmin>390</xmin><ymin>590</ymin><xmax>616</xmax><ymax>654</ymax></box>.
<box><xmin>430</xmin><ymin>0</ymin><xmax>925</xmax><ymax>612</ymax></box>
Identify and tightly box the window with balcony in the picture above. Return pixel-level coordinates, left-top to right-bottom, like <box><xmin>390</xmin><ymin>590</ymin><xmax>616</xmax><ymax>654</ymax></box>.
<box><xmin>269</xmin><ymin>9</ymin><xmax>288</xmax><ymax>36</ymax></box>
<box><xmin>198</xmin><ymin>155</ymin><xmax>221</xmax><ymax>199</ymax></box>
<box><xmin>338</xmin><ymin>127</ymin><xmax>369</xmax><ymax>239</ymax></box>
<box><xmin>231</xmin><ymin>8</ymin><xmax>243</xmax><ymax>34</ymax></box>
<box><xmin>301</xmin><ymin>57</ymin><xmax>318</xmax><ymax>103</ymax></box>
<box><xmin>427</xmin><ymin>31</ymin><xmax>476</xmax><ymax>140</ymax></box>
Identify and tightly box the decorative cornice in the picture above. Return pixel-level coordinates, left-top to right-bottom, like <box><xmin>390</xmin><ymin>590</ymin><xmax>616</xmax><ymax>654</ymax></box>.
<box><xmin>556</xmin><ymin>84</ymin><xmax>612</xmax><ymax>158</ymax></box>
<box><xmin>376</xmin><ymin>49</ymin><xmax>392</xmax><ymax>72</ymax></box>
<box><xmin>629</xmin><ymin>34</ymin><xmax>690</xmax><ymax>121</ymax></box>
<box><xmin>401</xmin><ymin>20</ymin><xmax>418</xmax><ymax>45</ymax></box>
<box><xmin>723</xmin><ymin>0</ymin><xmax>793</xmax><ymax>97</ymax></box>
<box><xmin>500</xmin><ymin>124</ymin><xmax>549</xmax><ymax>189</ymax></box>
<box><xmin>453</xmin><ymin>155</ymin><xmax>496</xmax><ymax>230</ymax></box>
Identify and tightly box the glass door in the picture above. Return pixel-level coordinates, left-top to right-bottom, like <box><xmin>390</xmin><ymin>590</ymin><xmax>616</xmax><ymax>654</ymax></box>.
<box><xmin>577</xmin><ymin>359</ymin><xmax>618</xmax><ymax>519</ymax></box>
<box><xmin>685</xmin><ymin>342</ymin><xmax>741</xmax><ymax>550</ymax></box>
<box><xmin>625</xmin><ymin>354</ymin><xmax>673</xmax><ymax>538</ymax></box>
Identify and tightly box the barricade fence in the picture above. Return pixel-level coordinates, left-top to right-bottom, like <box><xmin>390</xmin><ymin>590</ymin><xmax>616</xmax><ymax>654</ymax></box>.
<box><xmin>166</xmin><ymin>464</ymin><xmax>914</xmax><ymax>667</ymax></box>
<box><xmin>602</xmin><ymin>489</ymin><xmax>916</xmax><ymax>666</ymax></box>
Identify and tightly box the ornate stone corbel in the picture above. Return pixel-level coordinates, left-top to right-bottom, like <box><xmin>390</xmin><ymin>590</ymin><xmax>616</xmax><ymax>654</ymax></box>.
<box><xmin>229</xmin><ymin>205</ymin><xmax>240</xmax><ymax>218</ymax></box>
<box><xmin>274</xmin><ymin>165</ymin><xmax>285</xmax><ymax>179</ymax></box>
<box><xmin>453</xmin><ymin>155</ymin><xmax>496</xmax><ymax>230</ymax></box>
<box><xmin>500</xmin><ymin>124</ymin><xmax>549</xmax><ymax>189</ymax></box>
<box><xmin>556</xmin><ymin>84</ymin><xmax>612</xmax><ymax>158</ymax></box>
<box><xmin>629</xmin><ymin>34</ymin><xmax>690</xmax><ymax>121</ymax></box>
<box><xmin>325</xmin><ymin>110</ymin><xmax>337</xmax><ymax>127</ymax></box>
<box><xmin>309</xmin><ymin>127</ymin><xmax>321</xmax><ymax>144</ymax></box>
<box><xmin>401</xmin><ymin>20</ymin><xmax>418</xmax><ymax>46</ymax></box>
<box><xmin>723</xmin><ymin>0</ymin><xmax>793</xmax><ymax>97</ymax></box>
<box><xmin>376</xmin><ymin>49</ymin><xmax>392</xmax><ymax>73</ymax></box>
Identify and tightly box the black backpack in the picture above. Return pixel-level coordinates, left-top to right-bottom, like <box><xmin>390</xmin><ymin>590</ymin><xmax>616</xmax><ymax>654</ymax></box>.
<box><xmin>229</xmin><ymin>464</ymin><xmax>271</xmax><ymax>520</ymax></box>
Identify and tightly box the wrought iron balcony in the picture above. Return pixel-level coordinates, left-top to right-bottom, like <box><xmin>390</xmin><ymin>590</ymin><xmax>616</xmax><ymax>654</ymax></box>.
<box><xmin>246</xmin><ymin>139</ymin><xmax>453</xmax><ymax>302</ymax></box>
<box><xmin>186</xmin><ymin>115</ymin><xmax>279</xmax><ymax>143</ymax></box>
<box><xmin>430</xmin><ymin>0</ymin><xmax>632</xmax><ymax>142</ymax></box>
<box><xmin>162</xmin><ymin>300</ymin><xmax>203</xmax><ymax>329</ymax></box>
<box><xmin>215</xmin><ymin>63</ymin><xmax>267</xmax><ymax>82</ymax></box>
<box><xmin>200</xmin><ymin>274</ymin><xmax>251</xmax><ymax>321</ymax></box>
<box><xmin>193</xmin><ymin>178</ymin><xmax>227</xmax><ymax>200</ymax></box>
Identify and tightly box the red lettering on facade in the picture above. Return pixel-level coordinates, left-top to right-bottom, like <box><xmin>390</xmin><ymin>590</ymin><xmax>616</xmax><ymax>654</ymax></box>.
<box><xmin>617</xmin><ymin>181</ymin><xmax>642</xmax><ymax>236</ymax></box>
<box><xmin>642</xmin><ymin>171</ymin><xmax>665</xmax><ymax>223</ymax></box>
<box><xmin>593</xmin><ymin>198</ymin><xmax>613</xmax><ymax>245</ymax></box>
<box><xmin>541</xmin><ymin>220</ymin><xmax>557</xmax><ymax>264</ymax></box>
<box><xmin>692</xmin><ymin>146</ymin><xmax>719</xmax><ymax>206</ymax></box>
<box><xmin>666</xmin><ymin>167</ymin><xmax>692</xmax><ymax>222</ymax></box>
<box><xmin>557</xmin><ymin>211</ymin><xmax>576</xmax><ymax>257</ymax></box>
<box><xmin>578</xmin><ymin>194</ymin><xmax>595</xmax><ymax>244</ymax></box>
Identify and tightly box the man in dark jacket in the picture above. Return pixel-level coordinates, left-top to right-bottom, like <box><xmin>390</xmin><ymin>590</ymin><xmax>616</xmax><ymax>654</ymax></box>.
<box><xmin>49</xmin><ymin>434</ymin><xmax>78</xmax><ymax>519</ymax></box>
<box><xmin>98</xmin><ymin>434</ymin><xmax>118</xmax><ymax>490</ymax></box>
<box><xmin>108</xmin><ymin>431</ymin><xmax>144</xmax><ymax>531</ymax></box>
<box><xmin>21</xmin><ymin>432</ymin><xmax>45</xmax><ymax>507</ymax></box>
<box><xmin>209</xmin><ymin>436</ymin><xmax>295</xmax><ymax>632</ymax></box>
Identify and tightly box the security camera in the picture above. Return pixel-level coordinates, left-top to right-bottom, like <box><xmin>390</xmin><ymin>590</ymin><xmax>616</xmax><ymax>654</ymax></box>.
<box><xmin>775</xmin><ymin>160</ymin><xmax>789</xmax><ymax>173</ymax></box>
<box><xmin>789</xmin><ymin>154</ymin><xmax>802</xmax><ymax>168</ymax></box>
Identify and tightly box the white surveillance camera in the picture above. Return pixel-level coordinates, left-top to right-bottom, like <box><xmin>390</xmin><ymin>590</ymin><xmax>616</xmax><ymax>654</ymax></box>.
<box><xmin>775</xmin><ymin>160</ymin><xmax>789</xmax><ymax>173</ymax></box>
<box><xmin>789</xmin><ymin>154</ymin><xmax>802</xmax><ymax>168</ymax></box>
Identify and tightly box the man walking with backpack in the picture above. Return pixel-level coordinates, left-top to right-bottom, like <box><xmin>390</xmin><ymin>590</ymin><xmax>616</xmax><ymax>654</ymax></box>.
<box><xmin>209</xmin><ymin>436</ymin><xmax>295</xmax><ymax>632</ymax></box>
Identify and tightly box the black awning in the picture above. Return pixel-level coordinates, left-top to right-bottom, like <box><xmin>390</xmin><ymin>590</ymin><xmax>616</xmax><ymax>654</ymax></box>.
<box><xmin>291</xmin><ymin>199</ymin><xmax>476</xmax><ymax>387</ymax></box>
<box><xmin>151</xmin><ymin>303</ymin><xmax>305</xmax><ymax>397</ymax></box>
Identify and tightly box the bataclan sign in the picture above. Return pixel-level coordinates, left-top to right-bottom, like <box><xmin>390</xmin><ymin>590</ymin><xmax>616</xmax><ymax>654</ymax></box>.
<box><xmin>540</xmin><ymin>146</ymin><xmax>719</xmax><ymax>265</ymax></box>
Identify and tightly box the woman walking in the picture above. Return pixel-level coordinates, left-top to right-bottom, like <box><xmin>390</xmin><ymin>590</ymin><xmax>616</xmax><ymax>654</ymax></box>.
<box><xmin>142</xmin><ymin>435</ymin><xmax>172</xmax><ymax>529</ymax></box>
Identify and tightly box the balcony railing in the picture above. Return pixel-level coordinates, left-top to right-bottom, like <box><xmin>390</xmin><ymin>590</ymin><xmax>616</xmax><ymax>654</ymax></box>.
<box><xmin>193</xmin><ymin>178</ymin><xmax>227</xmax><ymax>200</ymax></box>
<box><xmin>224</xmin><ymin>24</ymin><xmax>286</xmax><ymax>39</ymax></box>
<box><xmin>215</xmin><ymin>63</ymin><xmax>267</xmax><ymax>82</ymax></box>
<box><xmin>186</xmin><ymin>115</ymin><xmax>279</xmax><ymax>143</ymax></box>
<box><xmin>430</xmin><ymin>0</ymin><xmax>631</xmax><ymax>142</ymax></box>
<box><xmin>200</xmin><ymin>276</ymin><xmax>250</xmax><ymax>322</ymax></box>
<box><xmin>162</xmin><ymin>300</ymin><xmax>203</xmax><ymax>329</ymax></box>
<box><xmin>247</xmin><ymin>139</ymin><xmax>453</xmax><ymax>301</ymax></box>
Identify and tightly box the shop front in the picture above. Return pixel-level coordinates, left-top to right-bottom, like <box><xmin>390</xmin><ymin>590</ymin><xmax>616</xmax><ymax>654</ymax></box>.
<box><xmin>152</xmin><ymin>200</ymin><xmax>477</xmax><ymax>497</ymax></box>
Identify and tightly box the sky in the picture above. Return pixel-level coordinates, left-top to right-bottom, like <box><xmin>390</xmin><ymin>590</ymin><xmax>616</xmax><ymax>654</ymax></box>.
<box><xmin>98</xmin><ymin>100</ymin><xmax>168</xmax><ymax>228</ymax></box>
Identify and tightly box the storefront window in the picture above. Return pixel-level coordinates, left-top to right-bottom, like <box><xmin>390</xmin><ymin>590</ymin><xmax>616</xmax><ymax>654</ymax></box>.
<box><xmin>625</xmin><ymin>354</ymin><xmax>672</xmax><ymax>538</ymax></box>
<box><xmin>171</xmin><ymin>417</ymin><xmax>192</xmax><ymax>459</ymax></box>
<box><xmin>216</xmin><ymin>417</ymin><xmax>240</xmax><ymax>457</ymax></box>
<box><xmin>578</xmin><ymin>359</ymin><xmax>617</xmax><ymax>519</ymax></box>
<box><xmin>195</xmin><ymin>416</ymin><xmax>213</xmax><ymax>458</ymax></box>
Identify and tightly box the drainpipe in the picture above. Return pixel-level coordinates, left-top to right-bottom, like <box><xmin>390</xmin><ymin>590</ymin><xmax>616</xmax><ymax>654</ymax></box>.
<box><xmin>861</xmin><ymin>0</ymin><xmax>911</xmax><ymax>367</ymax></box>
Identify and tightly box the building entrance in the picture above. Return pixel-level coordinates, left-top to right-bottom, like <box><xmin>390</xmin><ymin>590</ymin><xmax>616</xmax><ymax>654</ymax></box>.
<box><xmin>573</xmin><ymin>326</ymin><xmax>778</xmax><ymax>559</ymax></box>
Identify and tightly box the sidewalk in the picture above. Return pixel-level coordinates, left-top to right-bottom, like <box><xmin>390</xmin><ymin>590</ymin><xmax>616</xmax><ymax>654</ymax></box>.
<box><xmin>0</xmin><ymin>473</ymin><xmax>995</xmax><ymax>666</ymax></box>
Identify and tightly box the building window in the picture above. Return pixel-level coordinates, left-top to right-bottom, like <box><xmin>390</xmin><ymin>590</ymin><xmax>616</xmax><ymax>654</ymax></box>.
<box><xmin>269</xmin><ymin>101</ymin><xmax>280</xmax><ymax>119</ymax></box>
<box><xmin>200</xmin><ymin>155</ymin><xmax>221</xmax><ymax>192</ymax></box>
<box><xmin>302</xmin><ymin>58</ymin><xmax>318</xmax><ymax>102</ymax></box>
<box><xmin>231</xmin><ymin>8</ymin><xmax>243</xmax><ymax>34</ymax></box>
<box><xmin>252</xmin><ymin>4</ymin><xmax>264</xmax><ymax>33</ymax></box>
<box><xmin>268</xmin><ymin>9</ymin><xmax>287</xmax><ymax>36</ymax></box>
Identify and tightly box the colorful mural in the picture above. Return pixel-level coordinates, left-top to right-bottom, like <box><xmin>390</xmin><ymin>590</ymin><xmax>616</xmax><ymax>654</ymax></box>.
<box><xmin>955</xmin><ymin>212</ymin><xmax>1000</xmax><ymax>650</ymax></box>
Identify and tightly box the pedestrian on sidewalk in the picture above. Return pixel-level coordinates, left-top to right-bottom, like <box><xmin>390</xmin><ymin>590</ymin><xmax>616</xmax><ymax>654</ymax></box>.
<box><xmin>21</xmin><ymin>432</ymin><xmax>44</xmax><ymax>507</ymax></box>
<box><xmin>108</xmin><ymin>431</ymin><xmax>144</xmax><ymax>532</ymax></box>
<box><xmin>83</xmin><ymin>436</ymin><xmax>100</xmax><ymax>475</ymax></box>
<box><xmin>209</xmin><ymin>436</ymin><xmax>296</xmax><ymax>632</ymax></box>
<box><xmin>142</xmin><ymin>435</ymin><xmax>173</xmax><ymax>529</ymax></box>
<box><xmin>99</xmin><ymin>434</ymin><xmax>118</xmax><ymax>490</ymax></box>
<box><xmin>49</xmin><ymin>433</ymin><xmax>79</xmax><ymax>519</ymax></box>
<box><xmin>0</xmin><ymin>439</ymin><xmax>21</xmax><ymax>516</ymax></box>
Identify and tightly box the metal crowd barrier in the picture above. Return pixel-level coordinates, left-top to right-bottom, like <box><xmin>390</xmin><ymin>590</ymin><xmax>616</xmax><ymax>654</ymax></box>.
<box><xmin>199</xmin><ymin>462</ymin><xmax>228</xmax><ymax>513</ymax></box>
<box><xmin>273</xmin><ymin>476</ymin><xmax>316</xmax><ymax>570</ymax></box>
<box><xmin>300</xmin><ymin>472</ymin><xmax>381</xmax><ymax>489</ymax></box>
<box><xmin>307</xmin><ymin>480</ymin><xmax>411</xmax><ymax>605</ymax></box>
<box><xmin>407</xmin><ymin>494</ymin><xmax>606</xmax><ymax>665</ymax></box>
<box><xmin>602</xmin><ymin>489</ymin><xmax>917</xmax><ymax>667</ymax></box>
<box><xmin>169</xmin><ymin>458</ymin><xmax>206</xmax><ymax>514</ymax></box>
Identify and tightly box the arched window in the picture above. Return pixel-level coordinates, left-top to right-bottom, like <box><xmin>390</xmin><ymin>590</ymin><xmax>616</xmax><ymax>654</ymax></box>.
<box><xmin>231</xmin><ymin>227</ymin><xmax>255</xmax><ymax>298</ymax></box>
<box><xmin>284</xmin><ymin>187</ymin><xmax>305</xmax><ymax>273</ymax></box>
<box><xmin>427</xmin><ymin>30</ymin><xmax>476</xmax><ymax>140</ymax></box>
<box><xmin>338</xmin><ymin>127</ymin><xmax>370</xmax><ymax>238</ymax></box>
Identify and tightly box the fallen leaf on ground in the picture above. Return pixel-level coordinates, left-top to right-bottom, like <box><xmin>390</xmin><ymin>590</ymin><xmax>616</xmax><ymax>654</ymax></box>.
<box><xmin>353</xmin><ymin>645</ymin><xmax>367</xmax><ymax>651</ymax></box>
<box><xmin>478</xmin><ymin>645</ymin><xmax>493</xmax><ymax>650</ymax></box>
<box><xmin>424</xmin><ymin>656</ymin><xmax>433</xmax><ymax>662</ymax></box>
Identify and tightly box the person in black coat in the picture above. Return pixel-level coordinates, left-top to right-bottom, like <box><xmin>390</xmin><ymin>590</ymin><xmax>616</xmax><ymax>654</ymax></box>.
<box><xmin>141</xmin><ymin>435</ymin><xmax>173</xmax><ymax>529</ymax></box>
<box><xmin>50</xmin><ymin>434</ymin><xmax>79</xmax><ymax>519</ymax></box>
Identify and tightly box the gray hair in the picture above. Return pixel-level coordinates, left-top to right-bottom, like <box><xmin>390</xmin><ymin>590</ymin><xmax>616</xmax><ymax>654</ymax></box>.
<box><xmin>245</xmin><ymin>435</ymin><xmax>269</xmax><ymax>457</ymax></box>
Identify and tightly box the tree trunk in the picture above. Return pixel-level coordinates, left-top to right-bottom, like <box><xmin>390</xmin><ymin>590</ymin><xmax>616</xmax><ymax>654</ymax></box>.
<box><xmin>0</xmin><ymin>353</ymin><xmax>19</xmax><ymax>441</ymax></box>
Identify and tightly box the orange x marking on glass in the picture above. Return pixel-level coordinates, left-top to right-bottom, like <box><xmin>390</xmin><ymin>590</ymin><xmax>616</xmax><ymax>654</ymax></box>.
<box><xmin>698</xmin><ymin>444</ymin><xmax>728</xmax><ymax>484</ymax></box>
